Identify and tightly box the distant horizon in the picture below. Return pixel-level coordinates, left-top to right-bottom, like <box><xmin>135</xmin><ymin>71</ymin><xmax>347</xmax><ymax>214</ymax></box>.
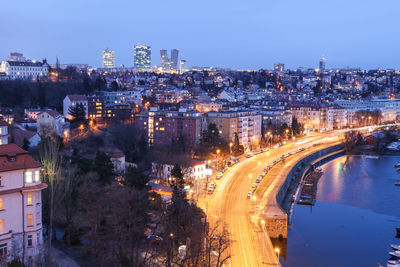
<box><xmin>2</xmin><ymin>0</ymin><xmax>400</xmax><ymax>70</ymax></box>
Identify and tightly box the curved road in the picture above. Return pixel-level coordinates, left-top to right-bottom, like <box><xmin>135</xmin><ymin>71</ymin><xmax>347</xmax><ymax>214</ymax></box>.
<box><xmin>201</xmin><ymin>133</ymin><xmax>341</xmax><ymax>266</ymax></box>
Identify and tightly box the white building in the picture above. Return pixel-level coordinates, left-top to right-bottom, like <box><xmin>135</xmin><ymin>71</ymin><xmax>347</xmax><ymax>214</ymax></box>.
<box><xmin>63</xmin><ymin>95</ymin><xmax>88</xmax><ymax>120</ymax></box>
<box><xmin>102</xmin><ymin>49</ymin><xmax>115</xmax><ymax>69</ymax></box>
<box><xmin>0</xmin><ymin>53</ymin><xmax>49</xmax><ymax>80</ymax></box>
<box><xmin>0</xmin><ymin>144</ymin><xmax>47</xmax><ymax>265</ymax></box>
<box><xmin>0</xmin><ymin>120</ymin><xmax>9</xmax><ymax>145</ymax></box>
<box><xmin>37</xmin><ymin>110</ymin><xmax>68</xmax><ymax>137</ymax></box>
<box><xmin>152</xmin><ymin>160</ymin><xmax>208</xmax><ymax>182</ymax></box>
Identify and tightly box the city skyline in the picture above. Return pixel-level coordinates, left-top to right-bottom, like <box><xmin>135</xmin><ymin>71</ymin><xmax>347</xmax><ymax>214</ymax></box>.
<box><xmin>1</xmin><ymin>0</ymin><xmax>400</xmax><ymax>70</ymax></box>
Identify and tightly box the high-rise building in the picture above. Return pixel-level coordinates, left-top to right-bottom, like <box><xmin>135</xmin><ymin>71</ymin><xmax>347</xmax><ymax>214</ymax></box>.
<box><xmin>180</xmin><ymin>60</ymin><xmax>186</xmax><ymax>74</ymax></box>
<box><xmin>274</xmin><ymin>63</ymin><xmax>285</xmax><ymax>72</ymax></box>
<box><xmin>170</xmin><ymin>49</ymin><xmax>179</xmax><ymax>70</ymax></box>
<box><xmin>160</xmin><ymin>49</ymin><xmax>170</xmax><ymax>70</ymax></box>
<box><xmin>134</xmin><ymin>44</ymin><xmax>151</xmax><ymax>68</ymax></box>
<box><xmin>319</xmin><ymin>56</ymin><xmax>326</xmax><ymax>71</ymax></box>
<box><xmin>102</xmin><ymin>48</ymin><xmax>115</xmax><ymax>68</ymax></box>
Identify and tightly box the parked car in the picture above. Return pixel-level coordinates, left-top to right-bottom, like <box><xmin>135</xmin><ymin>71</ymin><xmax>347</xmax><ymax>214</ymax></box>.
<box><xmin>147</xmin><ymin>235</ymin><xmax>163</xmax><ymax>245</ymax></box>
<box><xmin>216</xmin><ymin>173</ymin><xmax>223</xmax><ymax>180</ymax></box>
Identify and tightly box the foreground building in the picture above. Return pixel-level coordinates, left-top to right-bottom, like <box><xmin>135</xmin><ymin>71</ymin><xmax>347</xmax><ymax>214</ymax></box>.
<box><xmin>0</xmin><ymin>144</ymin><xmax>47</xmax><ymax>265</ymax></box>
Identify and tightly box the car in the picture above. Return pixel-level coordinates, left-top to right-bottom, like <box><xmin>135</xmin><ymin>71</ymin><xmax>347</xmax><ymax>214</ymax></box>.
<box><xmin>207</xmin><ymin>187</ymin><xmax>215</xmax><ymax>194</ymax></box>
<box><xmin>210</xmin><ymin>182</ymin><xmax>216</xmax><ymax>188</ymax></box>
<box><xmin>216</xmin><ymin>173</ymin><xmax>223</xmax><ymax>180</ymax></box>
<box><xmin>246</xmin><ymin>153</ymin><xmax>254</xmax><ymax>158</ymax></box>
<box><xmin>247</xmin><ymin>190</ymin><xmax>252</xmax><ymax>198</ymax></box>
<box><xmin>256</xmin><ymin>177</ymin><xmax>261</xmax><ymax>183</ymax></box>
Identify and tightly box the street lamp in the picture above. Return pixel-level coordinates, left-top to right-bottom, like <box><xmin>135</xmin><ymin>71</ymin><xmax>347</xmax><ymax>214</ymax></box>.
<box><xmin>275</xmin><ymin>247</ymin><xmax>280</xmax><ymax>260</ymax></box>
<box><xmin>229</xmin><ymin>142</ymin><xmax>233</xmax><ymax>158</ymax></box>
<box><xmin>267</xmin><ymin>131</ymin><xmax>272</xmax><ymax>146</ymax></box>
<box><xmin>258</xmin><ymin>161</ymin><xmax>261</xmax><ymax>171</ymax></box>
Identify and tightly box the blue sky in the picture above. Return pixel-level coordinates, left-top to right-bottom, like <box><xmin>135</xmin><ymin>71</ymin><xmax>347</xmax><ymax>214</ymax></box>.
<box><xmin>1</xmin><ymin>0</ymin><xmax>400</xmax><ymax>70</ymax></box>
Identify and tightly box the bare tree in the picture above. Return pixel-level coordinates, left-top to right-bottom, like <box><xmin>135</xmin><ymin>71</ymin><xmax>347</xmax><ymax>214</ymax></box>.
<box><xmin>206</xmin><ymin>220</ymin><xmax>232</xmax><ymax>267</ymax></box>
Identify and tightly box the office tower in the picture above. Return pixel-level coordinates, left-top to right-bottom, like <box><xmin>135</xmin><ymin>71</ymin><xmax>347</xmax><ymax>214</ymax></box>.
<box><xmin>170</xmin><ymin>49</ymin><xmax>179</xmax><ymax>70</ymax></box>
<box><xmin>134</xmin><ymin>44</ymin><xmax>151</xmax><ymax>68</ymax></box>
<box><xmin>180</xmin><ymin>60</ymin><xmax>187</xmax><ymax>74</ymax></box>
<box><xmin>319</xmin><ymin>56</ymin><xmax>326</xmax><ymax>71</ymax></box>
<box><xmin>274</xmin><ymin>63</ymin><xmax>285</xmax><ymax>72</ymax></box>
<box><xmin>102</xmin><ymin>48</ymin><xmax>115</xmax><ymax>68</ymax></box>
<box><xmin>160</xmin><ymin>49</ymin><xmax>169</xmax><ymax>70</ymax></box>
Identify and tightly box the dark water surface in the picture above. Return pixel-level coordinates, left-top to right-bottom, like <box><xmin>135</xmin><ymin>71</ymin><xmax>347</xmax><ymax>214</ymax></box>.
<box><xmin>281</xmin><ymin>155</ymin><xmax>400</xmax><ymax>267</ymax></box>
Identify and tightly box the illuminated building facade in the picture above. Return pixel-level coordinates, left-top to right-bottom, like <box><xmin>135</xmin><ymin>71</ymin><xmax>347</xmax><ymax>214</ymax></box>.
<box><xmin>170</xmin><ymin>49</ymin><xmax>179</xmax><ymax>70</ymax></box>
<box><xmin>102</xmin><ymin>48</ymin><xmax>115</xmax><ymax>68</ymax></box>
<box><xmin>180</xmin><ymin>60</ymin><xmax>186</xmax><ymax>74</ymax></box>
<box><xmin>134</xmin><ymin>44</ymin><xmax>151</xmax><ymax>68</ymax></box>
<box><xmin>319</xmin><ymin>56</ymin><xmax>326</xmax><ymax>71</ymax></box>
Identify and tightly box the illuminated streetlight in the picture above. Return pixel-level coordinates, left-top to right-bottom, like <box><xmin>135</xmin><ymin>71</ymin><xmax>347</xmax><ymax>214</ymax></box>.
<box><xmin>261</xmin><ymin>220</ymin><xmax>266</xmax><ymax>263</ymax></box>
<box><xmin>275</xmin><ymin>248</ymin><xmax>280</xmax><ymax>259</ymax></box>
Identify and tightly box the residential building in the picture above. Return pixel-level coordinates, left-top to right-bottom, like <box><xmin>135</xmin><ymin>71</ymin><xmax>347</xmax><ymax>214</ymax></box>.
<box><xmin>99</xmin><ymin>147</ymin><xmax>126</xmax><ymax>174</ymax></box>
<box><xmin>206</xmin><ymin>109</ymin><xmax>262</xmax><ymax>148</ymax></box>
<box><xmin>0</xmin><ymin>144</ymin><xmax>47</xmax><ymax>265</ymax></box>
<box><xmin>136</xmin><ymin>107</ymin><xmax>204</xmax><ymax>146</ymax></box>
<box><xmin>196</xmin><ymin>102</ymin><xmax>223</xmax><ymax>113</ymax></box>
<box><xmin>37</xmin><ymin>110</ymin><xmax>68</xmax><ymax>136</ymax></box>
<box><xmin>102</xmin><ymin>49</ymin><xmax>115</xmax><ymax>69</ymax></box>
<box><xmin>0</xmin><ymin>120</ymin><xmax>9</xmax><ymax>145</ymax></box>
<box><xmin>63</xmin><ymin>95</ymin><xmax>88</xmax><ymax>119</ymax></box>
<box><xmin>180</xmin><ymin>60</ymin><xmax>186</xmax><ymax>74</ymax></box>
<box><xmin>134</xmin><ymin>44</ymin><xmax>151</xmax><ymax>69</ymax></box>
<box><xmin>151</xmin><ymin>159</ymin><xmax>207</xmax><ymax>182</ymax></box>
<box><xmin>87</xmin><ymin>96</ymin><xmax>104</xmax><ymax>122</ymax></box>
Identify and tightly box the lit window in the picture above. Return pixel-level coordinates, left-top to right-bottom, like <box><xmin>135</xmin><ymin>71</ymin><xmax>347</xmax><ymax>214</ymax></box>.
<box><xmin>0</xmin><ymin>198</ymin><xmax>4</xmax><ymax>210</ymax></box>
<box><xmin>27</xmin><ymin>214</ymin><xmax>33</xmax><ymax>226</ymax></box>
<box><xmin>36</xmin><ymin>212</ymin><xmax>40</xmax><ymax>225</ymax></box>
<box><xmin>0</xmin><ymin>220</ymin><xmax>3</xmax><ymax>233</ymax></box>
<box><xmin>25</xmin><ymin>172</ymin><xmax>33</xmax><ymax>183</ymax></box>
<box><xmin>34</xmin><ymin>171</ymin><xmax>40</xmax><ymax>182</ymax></box>
<box><xmin>27</xmin><ymin>194</ymin><xmax>33</xmax><ymax>205</ymax></box>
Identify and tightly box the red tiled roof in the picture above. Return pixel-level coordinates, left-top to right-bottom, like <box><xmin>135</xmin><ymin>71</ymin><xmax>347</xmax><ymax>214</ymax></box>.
<box><xmin>67</xmin><ymin>94</ymin><xmax>87</xmax><ymax>101</ymax></box>
<box><xmin>0</xmin><ymin>144</ymin><xmax>41</xmax><ymax>172</ymax></box>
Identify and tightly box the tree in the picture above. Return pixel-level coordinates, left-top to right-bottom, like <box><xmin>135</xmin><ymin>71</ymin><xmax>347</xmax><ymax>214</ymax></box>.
<box><xmin>93</xmin><ymin>151</ymin><xmax>115</xmax><ymax>184</ymax></box>
<box><xmin>38</xmin><ymin>134</ymin><xmax>62</xmax><ymax>260</ymax></box>
<box><xmin>124</xmin><ymin>166</ymin><xmax>149</xmax><ymax>190</ymax></box>
<box><xmin>68</xmin><ymin>103</ymin><xmax>86</xmax><ymax>128</ymax></box>
<box><xmin>171</xmin><ymin>163</ymin><xmax>184</xmax><ymax>189</ymax></box>
<box><xmin>206</xmin><ymin>220</ymin><xmax>232</xmax><ymax>267</ymax></box>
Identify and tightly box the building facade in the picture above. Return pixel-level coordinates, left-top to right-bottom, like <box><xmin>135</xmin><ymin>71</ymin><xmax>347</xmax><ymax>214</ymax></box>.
<box><xmin>102</xmin><ymin>49</ymin><xmax>115</xmax><ymax>69</ymax></box>
<box><xmin>0</xmin><ymin>53</ymin><xmax>49</xmax><ymax>80</ymax></box>
<box><xmin>206</xmin><ymin>109</ymin><xmax>262</xmax><ymax>148</ymax></box>
<box><xmin>63</xmin><ymin>95</ymin><xmax>88</xmax><ymax>120</ymax></box>
<box><xmin>136</xmin><ymin>107</ymin><xmax>204</xmax><ymax>146</ymax></box>
<box><xmin>0</xmin><ymin>144</ymin><xmax>47</xmax><ymax>265</ymax></box>
<box><xmin>134</xmin><ymin>44</ymin><xmax>151</xmax><ymax>69</ymax></box>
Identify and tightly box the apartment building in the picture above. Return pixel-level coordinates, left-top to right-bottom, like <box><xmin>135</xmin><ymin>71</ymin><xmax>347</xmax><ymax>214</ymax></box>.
<box><xmin>206</xmin><ymin>109</ymin><xmax>262</xmax><ymax>148</ymax></box>
<box><xmin>0</xmin><ymin>144</ymin><xmax>47</xmax><ymax>265</ymax></box>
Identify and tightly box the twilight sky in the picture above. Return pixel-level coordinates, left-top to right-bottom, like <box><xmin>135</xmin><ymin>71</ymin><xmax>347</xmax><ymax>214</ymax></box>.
<box><xmin>1</xmin><ymin>0</ymin><xmax>400</xmax><ymax>70</ymax></box>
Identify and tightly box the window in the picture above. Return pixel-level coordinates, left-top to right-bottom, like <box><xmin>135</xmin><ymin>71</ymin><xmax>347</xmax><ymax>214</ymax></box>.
<box><xmin>27</xmin><ymin>214</ymin><xmax>33</xmax><ymax>226</ymax></box>
<box><xmin>0</xmin><ymin>176</ymin><xmax>3</xmax><ymax>187</ymax></box>
<box><xmin>34</xmin><ymin>171</ymin><xmax>40</xmax><ymax>182</ymax></box>
<box><xmin>25</xmin><ymin>172</ymin><xmax>32</xmax><ymax>183</ymax></box>
<box><xmin>36</xmin><ymin>233</ymin><xmax>40</xmax><ymax>245</ymax></box>
<box><xmin>0</xmin><ymin>244</ymin><xmax>7</xmax><ymax>256</ymax></box>
<box><xmin>0</xmin><ymin>220</ymin><xmax>3</xmax><ymax>233</ymax></box>
<box><xmin>0</xmin><ymin>198</ymin><xmax>3</xmax><ymax>210</ymax></box>
<box><xmin>27</xmin><ymin>235</ymin><xmax>32</xmax><ymax>247</ymax></box>
<box><xmin>36</xmin><ymin>192</ymin><xmax>40</xmax><ymax>204</ymax></box>
<box><xmin>36</xmin><ymin>212</ymin><xmax>40</xmax><ymax>225</ymax></box>
<box><xmin>27</xmin><ymin>194</ymin><xmax>33</xmax><ymax>205</ymax></box>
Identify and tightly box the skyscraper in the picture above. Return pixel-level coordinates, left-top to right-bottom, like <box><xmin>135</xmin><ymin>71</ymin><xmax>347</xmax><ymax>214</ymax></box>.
<box><xmin>170</xmin><ymin>49</ymin><xmax>179</xmax><ymax>70</ymax></box>
<box><xmin>134</xmin><ymin>44</ymin><xmax>151</xmax><ymax>68</ymax></box>
<box><xmin>319</xmin><ymin>56</ymin><xmax>326</xmax><ymax>71</ymax></box>
<box><xmin>102</xmin><ymin>48</ymin><xmax>115</xmax><ymax>68</ymax></box>
<box><xmin>160</xmin><ymin>49</ymin><xmax>169</xmax><ymax>70</ymax></box>
<box><xmin>180</xmin><ymin>60</ymin><xmax>186</xmax><ymax>74</ymax></box>
<box><xmin>274</xmin><ymin>63</ymin><xmax>285</xmax><ymax>72</ymax></box>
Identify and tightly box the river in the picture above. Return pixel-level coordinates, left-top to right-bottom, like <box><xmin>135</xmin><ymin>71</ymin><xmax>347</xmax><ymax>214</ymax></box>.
<box><xmin>281</xmin><ymin>155</ymin><xmax>400</xmax><ymax>267</ymax></box>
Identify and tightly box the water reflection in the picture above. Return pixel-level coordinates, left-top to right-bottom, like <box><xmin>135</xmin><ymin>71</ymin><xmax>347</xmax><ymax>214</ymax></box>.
<box><xmin>282</xmin><ymin>155</ymin><xmax>400</xmax><ymax>267</ymax></box>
